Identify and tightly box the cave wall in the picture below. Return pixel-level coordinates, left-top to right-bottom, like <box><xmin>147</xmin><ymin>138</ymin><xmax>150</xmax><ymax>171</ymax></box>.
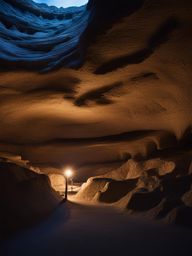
<box><xmin>0</xmin><ymin>0</ymin><xmax>89</xmax><ymax>71</ymax></box>
<box><xmin>0</xmin><ymin>0</ymin><xmax>191</xmax><ymax>176</ymax></box>
<box><xmin>0</xmin><ymin>159</ymin><xmax>62</xmax><ymax>238</ymax></box>
<box><xmin>0</xmin><ymin>0</ymin><xmax>192</xmax><ymax>230</ymax></box>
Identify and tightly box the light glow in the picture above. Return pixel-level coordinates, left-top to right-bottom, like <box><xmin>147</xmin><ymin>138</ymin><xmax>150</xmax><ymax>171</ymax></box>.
<box><xmin>64</xmin><ymin>168</ymin><xmax>74</xmax><ymax>178</ymax></box>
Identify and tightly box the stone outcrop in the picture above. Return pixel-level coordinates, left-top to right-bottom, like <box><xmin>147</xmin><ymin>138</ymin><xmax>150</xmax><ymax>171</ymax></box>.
<box><xmin>0</xmin><ymin>159</ymin><xmax>62</xmax><ymax>238</ymax></box>
<box><xmin>77</xmin><ymin>150</ymin><xmax>192</xmax><ymax>227</ymax></box>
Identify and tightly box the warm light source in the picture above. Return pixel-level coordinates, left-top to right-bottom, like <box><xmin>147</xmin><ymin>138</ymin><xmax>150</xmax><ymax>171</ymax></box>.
<box><xmin>64</xmin><ymin>168</ymin><xmax>73</xmax><ymax>178</ymax></box>
<box><xmin>62</xmin><ymin>168</ymin><xmax>74</xmax><ymax>202</ymax></box>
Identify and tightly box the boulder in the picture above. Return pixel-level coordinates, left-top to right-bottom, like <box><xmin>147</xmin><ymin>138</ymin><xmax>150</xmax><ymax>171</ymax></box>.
<box><xmin>0</xmin><ymin>162</ymin><xmax>62</xmax><ymax>237</ymax></box>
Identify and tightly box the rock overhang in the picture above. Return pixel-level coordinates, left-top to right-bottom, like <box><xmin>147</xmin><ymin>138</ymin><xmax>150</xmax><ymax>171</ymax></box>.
<box><xmin>0</xmin><ymin>0</ymin><xmax>192</xmax><ymax>181</ymax></box>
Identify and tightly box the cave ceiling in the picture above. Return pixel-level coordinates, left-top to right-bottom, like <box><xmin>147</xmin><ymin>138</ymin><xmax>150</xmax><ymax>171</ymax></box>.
<box><xmin>0</xmin><ymin>0</ymin><xmax>192</xmax><ymax>178</ymax></box>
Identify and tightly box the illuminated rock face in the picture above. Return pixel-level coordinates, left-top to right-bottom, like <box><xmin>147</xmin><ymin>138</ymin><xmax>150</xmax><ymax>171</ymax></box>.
<box><xmin>49</xmin><ymin>173</ymin><xmax>65</xmax><ymax>192</ymax></box>
<box><xmin>0</xmin><ymin>0</ymin><xmax>192</xmax><ymax>228</ymax></box>
<box><xmin>77</xmin><ymin>151</ymin><xmax>192</xmax><ymax>227</ymax></box>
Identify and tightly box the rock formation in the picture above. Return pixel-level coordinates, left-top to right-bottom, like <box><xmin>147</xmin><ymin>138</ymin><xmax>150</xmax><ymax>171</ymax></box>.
<box><xmin>0</xmin><ymin>0</ymin><xmax>192</xmax><ymax>232</ymax></box>
<box><xmin>0</xmin><ymin>155</ymin><xmax>61</xmax><ymax>238</ymax></box>
<box><xmin>77</xmin><ymin>149</ymin><xmax>192</xmax><ymax>227</ymax></box>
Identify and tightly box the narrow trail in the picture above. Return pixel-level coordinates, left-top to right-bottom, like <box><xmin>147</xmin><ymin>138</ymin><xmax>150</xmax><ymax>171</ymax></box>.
<box><xmin>1</xmin><ymin>198</ymin><xmax>192</xmax><ymax>256</ymax></box>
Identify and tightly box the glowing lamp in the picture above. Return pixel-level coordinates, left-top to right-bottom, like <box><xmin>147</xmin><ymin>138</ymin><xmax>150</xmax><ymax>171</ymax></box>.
<box><xmin>64</xmin><ymin>168</ymin><xmax>73</xmax><ymax>178</ymax></box>
<box><xmin>63</xmin><ymin>168</ymin><xmax>74</xmax><ymax>202</ymax></box>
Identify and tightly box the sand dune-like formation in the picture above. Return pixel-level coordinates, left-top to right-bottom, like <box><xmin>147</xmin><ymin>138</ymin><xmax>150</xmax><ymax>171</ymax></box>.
<box><xmin>76</xmin><ymin>148</ymin><xmax>192</xmax><ymax>227</ymax></box>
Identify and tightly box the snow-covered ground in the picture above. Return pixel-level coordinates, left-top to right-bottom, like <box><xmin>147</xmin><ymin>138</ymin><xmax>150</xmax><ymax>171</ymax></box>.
<box><xmin>1</xmin><ymin>198</ymin><xmax>192</xmax><ymax>256</ymax></box>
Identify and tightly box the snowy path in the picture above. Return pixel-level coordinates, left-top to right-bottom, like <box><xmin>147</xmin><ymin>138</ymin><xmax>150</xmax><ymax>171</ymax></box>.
<box><xmin>1</xmin><ymin>198</ymin><xmax>192</xmax><ymax>256</ymax></box>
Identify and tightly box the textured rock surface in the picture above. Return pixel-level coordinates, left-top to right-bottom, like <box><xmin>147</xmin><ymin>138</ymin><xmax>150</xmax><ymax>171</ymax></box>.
<box><xmin>0</xmin><ymin>0</ymin><xmax>88</xmax><ymax>71</ymax></box>
<box><xmin>76</xmin><ymin>151</ymin><xmax>192</xmax><ymax>227</ymax></box>
<box><xmin>0</xmin><ymin>0</ymin><xmax>192</xmax><ymax>229</ymax></box>
<box><xmin>0</xmin><ymin>159</ymin><xmax>62</xmax><ymax>238</ymax></box>
<box><xmin>0</xmin><ymin>0</ymin><xmax>191</xmax><ymax>174</ymax></box>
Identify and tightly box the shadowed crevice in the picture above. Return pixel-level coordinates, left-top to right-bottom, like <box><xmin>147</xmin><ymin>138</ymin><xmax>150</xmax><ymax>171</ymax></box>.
<box><xmin>94</xmin><ymin>17</ymin><xmax>180</xmax><ymax>74</ymax></box>
<box><xmin>24</xmin><ymin>77</ymin><xmax>80</xmax><ymax>95</ymax></box>
<box><xmin>74</xmin><ymin>72</ymin><xmax>159</xmax><ymax>107</ymax></box>
<box><xmin>0</xmin><ymin>130</ymin><xmax>162</xmax><ymax>146</ymax></box>
<box><xmin>74</xmin><ymin>81</ymin><xmax>123</xmax><ymax>106</ymax></box>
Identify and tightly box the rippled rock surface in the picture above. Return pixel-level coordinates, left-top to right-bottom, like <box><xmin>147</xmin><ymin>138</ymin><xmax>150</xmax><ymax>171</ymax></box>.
<box><xmin>0</xmin><ymin>0</ymin><xmax>192</xmax><ymax>230</ymax></box>
<box><xmin>0</xmin><ymin>0</ymin><xmax>88</xmax><ymax>71</ymax></box>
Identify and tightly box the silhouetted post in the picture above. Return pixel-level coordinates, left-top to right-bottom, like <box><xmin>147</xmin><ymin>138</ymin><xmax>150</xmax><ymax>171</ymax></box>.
<box><xmin>62</xmin><ymin>168</ymin><xmax>74</xmax><ymax>202</ymax></box>
<box><xmin>65</xmin><ymin>176</ymin><xmax>68</xmax><ymax>201</ymax></box>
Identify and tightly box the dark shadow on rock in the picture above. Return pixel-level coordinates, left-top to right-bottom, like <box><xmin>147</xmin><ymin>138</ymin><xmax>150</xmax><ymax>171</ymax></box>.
<box><xmin>0</xmin><ymin>161</ymin><xmax>62</xmax><ymax>239</ymax></box>
<box><xmin>166</xmin><ymin>206</ymin><xmax>192</xmax><ymax>228</ymax></box>
<box><xmin>98</xmin><ymin>179</ymin><xmax>138</xmax><ymax>203</ymax></box>
<box><xmin>74</xmin><ymin>82</ymin><xmax>123</xmax><ymax>106</ymax></box>
<box><xmin>127</xmin><ymin>188</ymin><xmax>163</xmax><ymax>212</ymax></box>
<box><xmin>94</xmin><ymin>17</ymin><xmax>180</xmax><ymax>74</ymax></box>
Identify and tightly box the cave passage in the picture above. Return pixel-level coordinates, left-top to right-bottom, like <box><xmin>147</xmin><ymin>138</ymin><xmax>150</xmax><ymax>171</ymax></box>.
<box><xmin>0</xmin><ymin>0</ymin><xmax>192</xmax><ymax>254</ymax></box>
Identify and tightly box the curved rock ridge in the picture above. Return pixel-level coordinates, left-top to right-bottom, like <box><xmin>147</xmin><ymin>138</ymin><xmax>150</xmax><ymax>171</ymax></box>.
<box><xmin>0</xmin><ymin>0</ymin><xmax>145</xmax><ymax>72</ymax></box>
<box><xmin>0</xmin><ymin>0</ymin><xmax>89</xmax><ymax>71</ymax></box>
